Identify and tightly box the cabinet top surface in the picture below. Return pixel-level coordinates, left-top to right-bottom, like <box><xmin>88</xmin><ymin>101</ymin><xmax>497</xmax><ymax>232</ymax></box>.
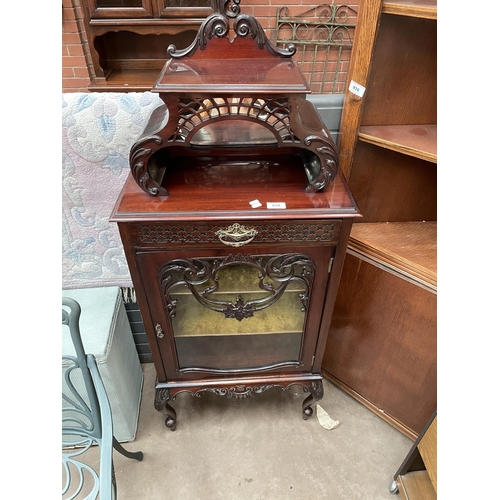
<box><xmin>111</xmin><ymin>163</ymin><xmax>360</xmax><ymax>222</ymax></box>
<box><xmin>153</xmin><ymin>46</ymin><xmax>309</xmax><ymax>95</ymax></box>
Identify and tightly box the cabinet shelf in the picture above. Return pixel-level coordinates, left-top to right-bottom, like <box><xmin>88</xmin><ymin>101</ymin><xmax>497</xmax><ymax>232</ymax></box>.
<box><xmin>88</xmin><ymin>68</ymin><xmax>161</xmax><ymax>91</ymax></box>
<box><xmin>382</xmin><ymin>0</ymin><xmax>437</xmax><ymax>19</ymax></box>
<box><xmin>397</xmin><ymin>471</ymin><xmax>436</xmax><ymax>500</ymax></box>
<box><xmin>348</xmin><ymin>221</ymin><xmax>436</xmax><ymax>291</ymax></box>
<box><xmin>358</xmin><ymin>124</ymin><xmax>436</xmax><ymax>163</ymax></box>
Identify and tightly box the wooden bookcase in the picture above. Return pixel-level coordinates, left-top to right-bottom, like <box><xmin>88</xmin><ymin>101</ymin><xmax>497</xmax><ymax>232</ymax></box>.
<box><xmin>321</xmin><ymin>0</ymin><xmax>437</xmax><ymax>439</ymax></box>
<box><xmin>390</xmin><ymin>411</ymin><xmax>437</xmax><ymax>498</ymax></box>
<box><xmin>79</xmin><ymin>0</ymin><xmax>213</xmax><ymax>91</ymax></box>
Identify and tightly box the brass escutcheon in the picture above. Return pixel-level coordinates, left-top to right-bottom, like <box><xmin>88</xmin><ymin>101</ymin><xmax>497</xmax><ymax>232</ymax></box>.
<box><xmin>155</xmin><ymin>323</ymin><xmax>164</xmax><ymax>338</ymax></box>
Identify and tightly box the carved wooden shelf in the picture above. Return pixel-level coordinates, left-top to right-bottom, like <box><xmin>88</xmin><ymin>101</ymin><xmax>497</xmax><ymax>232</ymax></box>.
<box><xmin>358</xmin><ymin>124</ymin><xmax>437</xmax><ymax>163</ymax></box>
<box><xmin>129</xmin><ymin>10</ymin><xmax>339</xmax><ymax>196</ymax></box>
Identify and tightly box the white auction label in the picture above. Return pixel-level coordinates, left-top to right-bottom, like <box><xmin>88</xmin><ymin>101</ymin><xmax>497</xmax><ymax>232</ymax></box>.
<box><xmin>349</xmin><ymin>80</ymin><xmax>366</xmax><ymax>98</ymax></box>
<box><xmin>249</xmin><ymin>199</ymin><xmax>262</xmax><ymax>208</ymax></box>
<box><xmin>267</xmin><ymin>202</ymin><xmax>286</xmax><ymax>209</ymax></box>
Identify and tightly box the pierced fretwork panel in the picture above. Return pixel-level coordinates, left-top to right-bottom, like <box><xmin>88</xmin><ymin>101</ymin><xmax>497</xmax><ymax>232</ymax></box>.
<box><xmin>275</xmin><ymin>4</ymin><xmax>357</xmax><ymax>93</ymax></box>
<box><xmin>170</xmin><ymin>97</ymin><xmax>300</xmax><ymax>144</ymax></box>
<box><xmin>138</xmin><ymin>222</ymin><xmax>340</xmax><ymax>244</ymax></box>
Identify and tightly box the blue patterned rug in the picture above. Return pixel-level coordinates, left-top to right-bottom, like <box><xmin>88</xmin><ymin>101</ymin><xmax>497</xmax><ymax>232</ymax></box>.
<box><xmin>62</xmin><ymin>92</ymin><xmax>163</xmax><ymax>292</ymax></box>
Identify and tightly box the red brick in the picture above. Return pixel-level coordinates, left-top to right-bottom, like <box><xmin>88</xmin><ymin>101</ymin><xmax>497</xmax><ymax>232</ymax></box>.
<box><xmin>62</xmin><ymin>20</ymin><xmax>79</xmax><ymax>33</ymax></box>
<box><xmin>67</xmin><ymin>44</ymin><xmax>86</xmax><ymax>57</ymax></box>
<box><xmin>62</xmin><ymin>67</ymin><xmax>74</xmax><ymax>78</ymax></box>
<box><xmin>62</xmin><ymin>0</ymin><xmax>74</xmax><ymax>7</ymax></box>
<box><xmin>253</xmin><ymin>6</ymin><xmax>285</xmax><ymax>19</ymax></box>
<box><xmin>62</xmin><ymin>32</ymin><xmax>83</xmax><ymax>45</ymax></box>
<box><xmin>63</xmin><ymin>77</ymin><xmax>91</xmax><ymax>88</ymax></box>
<box><xmin>63</xmin><ymin>55</ymin><xmax>87</xmax><ymax>67</ymax></box>
<box><xmin>258</xmin><ymin>18</ymin><xmax>273</xmax><ymax>30</ymax></box>
<box><xmin>62</xmin><ymin>7</ymin><xmax>75</xmax><ymax>21</ymax></box>
<box><xmin>73</xmin><ymin>66</ymin><xmax>91</xmax><ymax>78</ymax></box>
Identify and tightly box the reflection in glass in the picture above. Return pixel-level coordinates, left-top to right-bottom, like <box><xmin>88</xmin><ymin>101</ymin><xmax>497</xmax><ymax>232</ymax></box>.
<box><xmin>165</xmin><ymin>0</ymin><xmax>211</xmax><ymax>6</ymax></box>
<box><xmin>191</xmin><ymin>121</ymin><xmax>277</xmax><ymax>146</ymax></box>
<box><xmin>96</xmin><ymin>0</ymin><xmax>142</xmax><ymax>7</ymax></box>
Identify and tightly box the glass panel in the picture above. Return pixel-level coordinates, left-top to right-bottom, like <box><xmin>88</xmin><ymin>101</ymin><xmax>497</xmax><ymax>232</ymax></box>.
<box><xmin>191</xmin><ymin>121</ymin><xmax>277</xmax><ymax>146</ymax></box>
<box><xmin>165</xmin><ymin>0</ymin><xmax>211</xmax><ymax>6</ymax></box>
<box><xmin>160</xmin><ymin>256</ymin><xmax>315</xmax><ymax>371</ymax></box>
<box><xmin>96</xmin><ymin>0</ymin><xmax>143</xmax><ymax>7</ymax></box>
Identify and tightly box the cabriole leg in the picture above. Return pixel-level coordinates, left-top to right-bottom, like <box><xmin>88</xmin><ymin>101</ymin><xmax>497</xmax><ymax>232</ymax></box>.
<box><xmin>155</xmin><ymin>388</ymin><xmax>178</xmax><ymax>431</ymax></box>
<box><xmin>302</xmin><ymin>380</ymin><xmax>324</xmax><ymax>420</ymax></box>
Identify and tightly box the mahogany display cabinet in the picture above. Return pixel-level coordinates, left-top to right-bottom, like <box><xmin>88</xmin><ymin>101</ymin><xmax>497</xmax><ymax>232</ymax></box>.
<box><xmin>110</xmin><ymin>0</ymin><xmax>360</xmax><ymax>430</ymax></box>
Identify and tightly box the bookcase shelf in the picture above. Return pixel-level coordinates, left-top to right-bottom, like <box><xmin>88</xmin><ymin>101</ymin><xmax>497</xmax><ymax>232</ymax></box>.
<box><xmin>358</xmin><ymin>124</ymin><xmax>437</xmax><ymax>163</ymax></box>
<box><xmin>349</xmin><ymin>221</ymin><xmax>436</xmax><ymax>291</ymax></box>
<box><xmin>382</xmin><ymin>0</ymin><xmax>437</xmax><ymax>20</ymax></box>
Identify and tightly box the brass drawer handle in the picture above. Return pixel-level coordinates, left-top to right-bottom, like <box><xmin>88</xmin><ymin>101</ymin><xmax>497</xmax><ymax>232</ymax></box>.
<box><xmin>215</xmin><ymin>223</ymin><xmax>258</xmax><ymax>247</ymax></box>
<box><xmin>155</xmin><ymin>323</ymin><xmax>164</xmax><ymax>338</ymax></box>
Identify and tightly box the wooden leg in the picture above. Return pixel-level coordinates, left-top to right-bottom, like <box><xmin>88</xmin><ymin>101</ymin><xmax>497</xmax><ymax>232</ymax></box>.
<box><xmin>154</xmin><ymin>388</ymin><xmax>178</xmax><ymax>431</ymax></box>
<box><xmin>302</xmin><ymin>380</ymin><xmax>324</xmax><ymax>420</ymax></box>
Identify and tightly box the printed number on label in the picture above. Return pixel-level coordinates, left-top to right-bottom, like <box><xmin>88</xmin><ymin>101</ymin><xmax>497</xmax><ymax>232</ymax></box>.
<box><xmin>267</xmin><ymin>202</ymin><xmax>286</xmax><ymax>209</ymax></box>
<box><xmin>349</xmin><ymin>80</ymin><xmax>366</xmax><ymax>98</ymax></box>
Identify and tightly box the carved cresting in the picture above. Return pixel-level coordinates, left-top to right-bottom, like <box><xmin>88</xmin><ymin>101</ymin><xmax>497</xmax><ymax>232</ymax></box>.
<box><xmin>128</xmin><ymin>0</ymin><xmax>339</xmax><ymax>196</ymax></box>
<box><xmin>158</xmin><ymin>253</ymin><xmax>315</xmax><ymax>322</ymax></box>
<box><xmin>167</xmin><ymin>11</ymin><xmax>296</xmax><ymax>59</ymax></box>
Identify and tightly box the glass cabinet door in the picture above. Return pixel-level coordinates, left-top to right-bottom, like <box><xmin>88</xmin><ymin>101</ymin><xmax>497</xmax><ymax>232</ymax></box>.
<box><xmin>148</xmin><ymin>251</ymin><xmax>321</xmax><ymax>374</ymax></box>
<box><xmin>88</xmin><ymin>0</ymin><xmax>153</xmax><ymax>18</ymax></box>
<box><xmin>153</xmin><ymin>0</ymin><xmax>212</xmax><ymax>18</ymax></box>
<box><xmin>95</xmin><ymin>0</ymin><xmax>143</xmax><ymax>6</ymax></box>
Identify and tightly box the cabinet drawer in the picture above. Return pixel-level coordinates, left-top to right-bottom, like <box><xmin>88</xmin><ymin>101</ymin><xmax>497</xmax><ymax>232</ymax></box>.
<box><xmin>127</xmin><ymin>220</ymin><xmax>342</xmax><ymax>248</ymax></box>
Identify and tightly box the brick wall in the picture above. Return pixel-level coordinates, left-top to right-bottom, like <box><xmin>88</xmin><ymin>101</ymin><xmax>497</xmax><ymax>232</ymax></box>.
<box><xmin>62</xmin><ymin>0</ymin><xmax>93</xmax><ymax>92</ymax></box>
<box><xmin>62</xmin><ymin>1</ymin><xmax>359</xmax><ymax>93</ymax></box>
